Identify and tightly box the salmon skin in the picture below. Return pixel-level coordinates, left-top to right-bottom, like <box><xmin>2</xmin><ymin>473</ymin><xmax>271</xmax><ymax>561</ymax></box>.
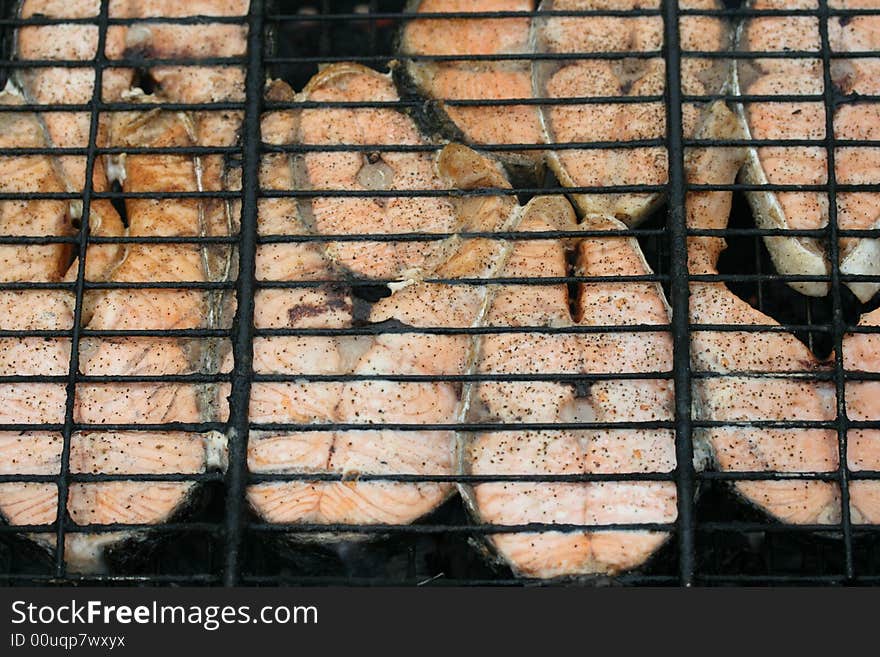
<box><xmin>687</xmin><ymin>102</ymin><xmax>841</xmax><ymax>525</ymax></box>
<box><xmin>533</xmin><ymin>0</ymin><xmax>730</xmax><ymax>226</ymax></box>
<box><xmin>735</xmin><ymin>0</ymin><xmax>880</xmax><ymax>302</ymax></box>
<box><xmin>397</xmin><ymin>0</ymin><xmax>546</xmax><ymax>184</ymax></box>
<box><xmin>294</xmin><ymin>63</ymin><xmax>485</xmax><ymax>281</ymax></box>
<box><xmin>461</xmin><ymin>196</ymin><xmax>677</xmax><ymax>579</ymax></box>
<box><xmin>226</xmin><ymin>79</ymin><xmax>522</xmax><ymax>536</ymax></box>
<box><xmin>0</xmin><ymin>91</ymin><xmax>224</xmax><ymax>572</ymax></box>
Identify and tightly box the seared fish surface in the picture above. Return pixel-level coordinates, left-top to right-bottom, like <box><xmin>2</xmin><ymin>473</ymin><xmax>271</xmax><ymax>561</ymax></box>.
<box><xmin>225</xmin><ymin>80</ymin><xmax>520</xmax><ymax>533</ymax></box>
<box><xmin>15</xmin><ymin>1</ymin><xmax>247</xmax><ymax>284</ymax></box>
<box><xmin>0</xmin><ymin>94</ymin><xmax>220</xmax><ymax>571</ymax></box>
<box><xmin>0</xmin><ymin>88</ymin><xmax>76</xmax><ymax>560</ymax></box>
<box><xmin>399</xmin><ymin>0</ymin><xmax>545</xmax><ymax>180</ymax></box>
<box><xmin>15</xmin><ymin>0</ymin><xmax>128</xmax><ymax>282</ymax></box>
<box><xmin>462</xmin><ymin>196</ymin><xmax>676</xmax><ymax>578</ymax></box>
<box><xmin>67</xmin><ymin>100</ymin><xmax>216</xmax><ymax>571</ymax></box>
<box><xmin>534</xmin><ymin>0</ymin><xmax>729</xmax><ymax>225</ymax></box>
<box><xmin>119</xmin><ymin>1</ymin><xmax>249</xmax><ymax>280</ymax></box>
<box><xmin>296</xmin><ymin>64</ymin><xmax>472</xmax><ymax>280</ymax></box>
<box><xmin>844</xmin><ymin>306</ymin><xmax>880</xmax><ymax>523</ymax></box>
<box><xmin>688</xmin><ymin>103</ymin><xmax>840</xmax><ymax>524</ymax></box>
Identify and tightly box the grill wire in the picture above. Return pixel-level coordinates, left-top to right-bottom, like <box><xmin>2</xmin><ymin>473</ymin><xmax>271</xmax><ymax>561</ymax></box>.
<box><xmin>0</xmin><ymin>0</ymin><xmax>878</xmax><ymax>586</ymax></box>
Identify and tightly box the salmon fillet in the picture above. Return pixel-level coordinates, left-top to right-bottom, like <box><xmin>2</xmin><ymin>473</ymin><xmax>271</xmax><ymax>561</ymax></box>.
<box><xmin>231</xmin><ymin>82</ymin><xmax>357</xmax><ymax>529</ymax></box>
<box><xmin>15</xmin><ymin>0</ymin><xmax>128</xmax><ymax>283</ymax></box>
<box><xmin>0</xmin><ymin>87</ymin><xmax>76</xmax><ymax>554</ymax></box>
<box><xmin>296</xmin><ymin>64</ymin><xmax>469</xmax><ymax>280</ymax></box>
<box><xmin>463</xmin><ymin>196</ymin><xmax>676</xmax><ymax>578</ymax></box>
<box><xmin>399</xmin><ymin>0</ymin><xmax>545</xmax><ymax>179</ymax></box>
<box><xmin>736</xmin><ymin>0</ymin><xmax>880</xmax><ymax>301</ymax></box>
<box><xmin>535</xmin><ymin>0</ymin><xmax>729</xmax><ymax>225</ymax></box>
<box><xmin>237</xmin><ymin>82</ymin><xmax>520</xmax><ymax>531</ymax></box>
<box><xmin>687</xmin><ymin>103</ymin><xmax>840</xmax><ymax>525</ymax></box>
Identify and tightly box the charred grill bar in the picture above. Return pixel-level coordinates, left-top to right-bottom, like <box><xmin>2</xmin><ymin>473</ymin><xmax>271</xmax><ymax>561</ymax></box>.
<box><xmin>224</xmin><ymin>0</ymin><xmax>265</xmax><ymax>590</ymax></box>
<box><xmin>818</xmin><ymin>0</ymin><xmax>853</xmax><ymax>580</ymax></box>
<box><xmin>0</xmin><ymin>0</ymin><xmax>877</xmax><ymax>585</ymax></box>
<box><xmin>662</xmin><ymin>0</ymin><xmax>696</xmax><ymax>587</ymax></box>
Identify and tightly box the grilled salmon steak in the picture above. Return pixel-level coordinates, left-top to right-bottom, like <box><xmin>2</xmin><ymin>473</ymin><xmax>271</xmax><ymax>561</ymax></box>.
<box><xmin>221</xmin><ymin>81</ymin><xmax>358</xmax><ymax>529</ymax></box>
<box><xmin>117</xmin><ymin>1</ymin><xmax>249</xmax><ymax>420</ymax></box>
<box><xmin>15</xmin><ymin>0</ymin><xmax>131</xmax><ymax>195</ymax></box>
<box><xmin>0</xmin><ymin>87</ymin><xmax>76</xmax><ymax>558</ymax></box>
<box><xmin>0</xmin><ymin>93</ymin><xmax>220</xmax><ymax>571</ymax></box>
<box><xmin>66</xmin><ymin>98</ymin><xmax>219</xmax><ymax>571</ymax></box>
<box><xmin>15</xmin><ymin>0</ymin><xmax>128</xmax><ymax>282</ymax></box>
<box><xmin>462</xmin><ymin>196</ymin><xmax>676</xmax><ymax>578</ymax></box>
<box><xmin>296</xmin><ymin>63</ymin><xmax>474</xmax><ymax>280</ymax></box>
<box><xmin>687</xmin><ymin>103</ymin><xmax>840</xmax><ymax>525</ymax></box>
<box><xmin>16</xmin><ymin>1</ymin><xmax>247</xmax><ymax>283</ymax></box>
<box><xmin>534</xmin><ymin>0</ymin><xmax>729</xmax><ymax>225</ymax></box>
<box><xmin>236</xmin><ymin>80</ymin><xmax>520</xmax><ymax>532</ymax></box>
<box><xmin>736</xmin><ymin>0</ymin><xmax>880</xmax><ymax>301</ymax></box>
<box><xmin>118</xmin><ymin>0</ymin><xmax>249</xmax><ymax>280</ymax></box>
<box><xmin>399</xmin><ymin>0</ymin><xmax>545</xmax><ymax>180</ymax></box>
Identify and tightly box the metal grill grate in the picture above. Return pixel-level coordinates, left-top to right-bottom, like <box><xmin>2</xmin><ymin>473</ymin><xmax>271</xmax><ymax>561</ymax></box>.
<box><xmin>0</xmin><ymin>0</ymin><xmax>878</xmax><ymax>586</ymax></box>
